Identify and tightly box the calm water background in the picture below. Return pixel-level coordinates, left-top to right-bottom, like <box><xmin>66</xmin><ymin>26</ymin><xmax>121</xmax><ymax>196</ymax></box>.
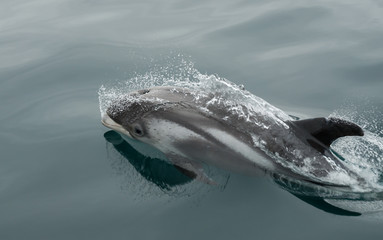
<box><xmin>1</xmin><ymin>0</ymin><xmax>383</xmax><ymax>239</ymax></box>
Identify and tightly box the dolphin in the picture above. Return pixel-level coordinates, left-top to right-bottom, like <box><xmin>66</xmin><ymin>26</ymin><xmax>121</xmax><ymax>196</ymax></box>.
<box><xmin>101</xmin><ymin>86</ymin><xmax>364</xmax><ymax>186</ymax></box>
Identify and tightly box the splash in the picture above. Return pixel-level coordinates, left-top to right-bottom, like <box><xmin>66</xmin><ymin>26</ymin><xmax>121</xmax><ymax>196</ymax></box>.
<box><xmin>330</xmin><ymin>103</ymin><xmax>383</xmax><ymax>191</ymax></box>
<box><xmin>99</xmin><ymin>56</ymin><xmax>291</xmax><ymax>128</ymax></box>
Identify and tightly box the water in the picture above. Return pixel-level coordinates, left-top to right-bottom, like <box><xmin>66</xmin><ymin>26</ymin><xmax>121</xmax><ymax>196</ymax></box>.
<box><xmin>1</xmin><ymin>0</ymin><xmax>383</xmax><ymax>239</ymax></box>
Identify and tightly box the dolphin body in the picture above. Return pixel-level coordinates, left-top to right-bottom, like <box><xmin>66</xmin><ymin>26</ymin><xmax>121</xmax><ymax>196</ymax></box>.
<box><xmin>101</xmin><ymin>86</ymin><xmax>364</xmax><ymax>186</ymax></box>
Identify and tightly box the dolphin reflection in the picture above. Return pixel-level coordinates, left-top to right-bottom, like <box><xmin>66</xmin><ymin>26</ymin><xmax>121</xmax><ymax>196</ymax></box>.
<box><xmin>104</xmin><ymin>130</ymin><xmax>383</xmax><ymax>217</ymax></box>
<box><xmin>104</xmin><ymin>130</ymin><xmax>192</xmax><ymax>190</ymax></box>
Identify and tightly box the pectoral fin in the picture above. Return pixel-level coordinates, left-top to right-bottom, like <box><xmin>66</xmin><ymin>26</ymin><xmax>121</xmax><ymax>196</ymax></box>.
<box><xmin>165</xmin><ymin>153</ymin><xmax>217</xmax><ymax>185</ymax></box>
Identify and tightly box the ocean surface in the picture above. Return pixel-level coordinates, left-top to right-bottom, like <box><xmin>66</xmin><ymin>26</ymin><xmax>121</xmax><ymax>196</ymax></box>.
<box><xmin>1</xmin><ymin>0</ymin><xmax>383</xmax><ymax>239</ymax></box>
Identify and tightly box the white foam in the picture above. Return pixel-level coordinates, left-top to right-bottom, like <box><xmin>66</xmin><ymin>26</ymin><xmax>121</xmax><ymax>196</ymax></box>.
<box><xmin>330</xmin><ymin>104</ymin><xmax>383</xmax><ymax>191</ymax></box>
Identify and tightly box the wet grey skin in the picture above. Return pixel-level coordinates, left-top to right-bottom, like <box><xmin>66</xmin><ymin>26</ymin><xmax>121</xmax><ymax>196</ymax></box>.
<box><xmin>101</xmin><ymin>86</ymin><xmax>364</xmax><ymax>186</ymax></box>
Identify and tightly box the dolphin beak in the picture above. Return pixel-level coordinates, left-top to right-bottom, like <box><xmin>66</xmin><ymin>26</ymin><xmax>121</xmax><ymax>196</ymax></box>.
<box><xmin>101</xmin><ymin>113</ymin><xmax>132</xmax><ymax>138</ymax></box>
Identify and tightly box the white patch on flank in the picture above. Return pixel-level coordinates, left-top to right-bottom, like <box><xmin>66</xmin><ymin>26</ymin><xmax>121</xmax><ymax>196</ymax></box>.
<box><xmin>146</xmin><ymin>119</ymin><xmax>206</xmax><ymax>157</ymax></box>
<box><xmin>205</xmin><ymin>128</ymin><xmax>274</xmax><ymax>170</ymax></box>
<box><xmin>145</xmin><ymin>119</ymin><xmax>274</xmax><ymax>171</ymax></box>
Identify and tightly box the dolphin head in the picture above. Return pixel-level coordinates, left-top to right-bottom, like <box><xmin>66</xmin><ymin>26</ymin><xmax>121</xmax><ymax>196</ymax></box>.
<box><xmin>102</xmin><ymin>100</ymin><xmax>155</xmax><ymax>139</ymax></box>
<box><xmin>101</xmin><ymin>86</ymin><xmax>195</xmax><ymax>142</ymax></box>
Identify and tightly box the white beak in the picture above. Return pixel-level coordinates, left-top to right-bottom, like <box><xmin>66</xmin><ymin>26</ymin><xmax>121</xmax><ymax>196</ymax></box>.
<box><xmin>101</xmin><ymin>113</ymin><xmax>132</xmax><ymax>138</ymax></box>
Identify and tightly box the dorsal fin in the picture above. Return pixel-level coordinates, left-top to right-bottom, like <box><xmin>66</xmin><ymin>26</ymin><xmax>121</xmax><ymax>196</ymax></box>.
<box><xmin>293</xmin><ymin>117</ymin><xmax>364</xmax><ymax>148</ymax></box>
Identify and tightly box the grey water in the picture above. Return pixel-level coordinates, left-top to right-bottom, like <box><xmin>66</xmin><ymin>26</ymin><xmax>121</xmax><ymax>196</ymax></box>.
<box><xmin>1</xmin><ymin>0</ymin><xmax>383</xmax><ymax>239</ymax></box>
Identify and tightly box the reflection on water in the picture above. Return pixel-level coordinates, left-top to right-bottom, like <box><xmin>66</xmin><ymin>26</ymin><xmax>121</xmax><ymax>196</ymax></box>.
<box><xmin>103</xmin><ymin>130</ymin><xmax>230</xmax><ymax>198</ymax></box>
<box><xmin>104</xmin><ymin>130</ymin><xmax>383</xmax><ymax>217</ymax></box>
<box><xmin>272</xmin><ymin>173</ymin><xmax>383</xmax><ymax>216</ymax></box>
<box><xmin>104</xmin><ymin>130</ymin><xmax>192</xmax><ymax>191</ymax></box>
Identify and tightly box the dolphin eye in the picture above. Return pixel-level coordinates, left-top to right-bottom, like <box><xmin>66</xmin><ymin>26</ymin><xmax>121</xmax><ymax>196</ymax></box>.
<box><xmin>133</xmin><ymin>125</ymin><xmax>144</xmax><ymax>136</ymax></box>
<box><xmin>138</xmin><ymin>89</ymin><xmax>150</xmax><ymax>95</ymax></box>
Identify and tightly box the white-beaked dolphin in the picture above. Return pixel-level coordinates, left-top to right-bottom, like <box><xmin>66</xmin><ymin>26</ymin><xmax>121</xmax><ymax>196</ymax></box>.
<box><xmin>101</xmin><ymin>86</ymin><xmax>364</xmax><ymax>186</ymax></box>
